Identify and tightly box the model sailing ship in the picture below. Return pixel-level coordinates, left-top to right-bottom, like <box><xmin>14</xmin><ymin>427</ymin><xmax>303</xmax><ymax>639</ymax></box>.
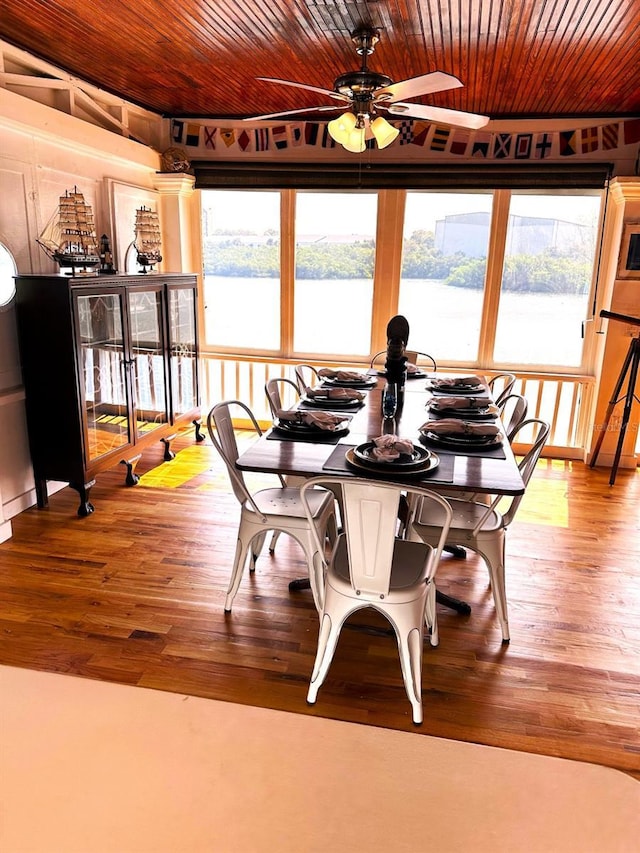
<box><xmin>36</xmin><ymin>187</ymin><xmax>100</xmax><ymax>275</ymax></box>
<box><xmin>134</xmin><ymin>206</ymin><xmax>162</xmax><ymax>273</ymax></box>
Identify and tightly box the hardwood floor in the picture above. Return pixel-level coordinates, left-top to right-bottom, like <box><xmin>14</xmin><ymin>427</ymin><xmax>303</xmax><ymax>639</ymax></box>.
<box><xmin>1</xmin><ymin>430</ymin><xmax>639</xmax><ymax>781</ymax></box>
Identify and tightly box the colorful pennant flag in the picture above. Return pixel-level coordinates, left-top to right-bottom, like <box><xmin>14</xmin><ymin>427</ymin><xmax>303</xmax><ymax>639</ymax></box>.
<box><xmin>397</xmin><ymin>121</ymin><xmax>414</xmax><ymax>145</ymax></box>
<box><xmin>581</xmin><ymin>126</ymin><xmax>599</xmax><ymax>153</ymax></box>
<box><xmin>534</xmin><ymin>133</ymin><xmax>553</xmax><ymax>159</ymax></box>
<box><xmin>237</xmin><ymin>130</ymin><xmax>251</xmax><ymax>151</ymax></box>
<box><xmin>185</xmin><ymin>123</ymin><xmax>200</xmax><ymax>147</ymax></box>
<box><xmin>430</xmin><ymin>125</ymin><xmax>450</xmax><ymax>151</ymax></box>
<box><xmin>514</xmin><ymin>134</ymin><xmax>533</xmax><ymax>159</ymax></box>
<box><xmin>559</xmin><ymin>130</ymin><xmax>577</xmax><ymax>156</ymax></box>
<box><xmin>272</xmin><ymin>125</ymin><xmax>288</xmax><ymax>149</ymax></box>
<box><xmin>623</xmin><ymin>118</ymin><xmax>640</xmax><ymax>145</ymax></box>
<box><xmin>410</xmin><ymin>121</ymin><xmax>430</xmax><ymax>146</ymax></box>
<box><xmin>254</xmin><ymin>127</ymin><xmax>269</xmax><ymax>151</ymax></box>
<box><xmin>449</xmin><ymin>130</ymin><xmax>469</xmax><ymax>155</ymax></box>
<box><xmin>219</xmin><ymin>129</ymin><xmax>236</xmax><ymax>148</ymax></box>
<box><xmin>494</xmin><ymin>133</ymin><xmax>512</xmax><ymax>158</ymax></box>
<box><xmin>204</xmin><ymin>127</ymin><xmax>216</xmax><ymax>149</ymax></box>
<box><xmin>601</xmin><ymin>123</ymin><xmax>619</xmax><ymax>150</ymax></box>
<box><xmin>291</xmin><ymin>124</ymin><xmax>304</xmax><ymax>147</ymax></box>
<box><xmin>471</xmin><ymin>133</ymin><xmax>491</xmax><ymax>157</ymax></box>
<box><xmin>171</xmin><ymin>119</ymin><xmax>184</xmax><ymax>144</ymax></box>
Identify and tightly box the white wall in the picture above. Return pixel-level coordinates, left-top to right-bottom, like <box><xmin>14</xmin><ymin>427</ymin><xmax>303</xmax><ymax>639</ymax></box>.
<box><xmin>0</xmin><ymin>88</ymin><xmax>164</xmax><ymax>535</ymax></box>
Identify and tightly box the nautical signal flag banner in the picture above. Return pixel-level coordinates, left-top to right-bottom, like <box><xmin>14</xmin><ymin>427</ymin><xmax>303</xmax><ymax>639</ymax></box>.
<box><xmin>167</xmin><ymin>118</ymin><xmax>639</xmax><ymax>162</ymax></box>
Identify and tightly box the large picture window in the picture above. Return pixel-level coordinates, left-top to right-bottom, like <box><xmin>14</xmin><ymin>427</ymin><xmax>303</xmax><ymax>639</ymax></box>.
<box><xmin>200</xmin><ymin>186</ymin><xmax>603</xmax><ymax>373</ymax></box>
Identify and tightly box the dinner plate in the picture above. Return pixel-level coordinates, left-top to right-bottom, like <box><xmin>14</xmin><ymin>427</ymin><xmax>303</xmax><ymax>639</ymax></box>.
<box><xmin>346</xmin><ymin>445</ymin><xmax>439</xmax><ymax>476</ymax></box>
<box><xmin>274</xmin><ymin>418</ymin><xmax>351</xmax><ymax>437</ymax></box>
<box><xmin>300</xmin><ymin>394</ymin><xmax>364</xmax><ymax>408</ymax></box>
<box><xmin>428</xmin><ymin>402</ymin><xmax>498</xmax><ymax>420</ymax></box>
<box><xmin>419</xmin><ymin>429</ymin><xmax>503</xmax><ymax>451</ymax></box>
<box><xmin>322</xmin><ymin>374</ymin><xmax>377</xmax><ymax>388</ymax></box>
<box><xmin>352</xmin><ymin>441</ymin><xmax>435</xmax><ymax>471</ymax></box>
<box><xmin>427</xmin><ymin>382</ymin><xmax>483</xmax><ymax>395</ymax></box>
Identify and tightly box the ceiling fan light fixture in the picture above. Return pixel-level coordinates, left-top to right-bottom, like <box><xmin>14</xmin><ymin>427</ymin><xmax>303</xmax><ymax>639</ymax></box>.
<box><xmin>341</xmin><ymin>125</ymin><xmax>366</xmax><ymax>153</ymax></box>
<box><xmin>370</xmin><ymin>115</ymin><xmax>400</xmax><ymax>149</ymax></box>
<box><xmin>327</xmin><ymin>111</ymin><xmax>358</xmax><ymax>144</ymax></box>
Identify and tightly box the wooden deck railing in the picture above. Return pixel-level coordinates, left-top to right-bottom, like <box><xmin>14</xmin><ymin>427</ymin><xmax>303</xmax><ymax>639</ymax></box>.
<box><xmin>199</xmin><ymin>353</ymin><xmax>596</xmax><ymax>459</ymax></box>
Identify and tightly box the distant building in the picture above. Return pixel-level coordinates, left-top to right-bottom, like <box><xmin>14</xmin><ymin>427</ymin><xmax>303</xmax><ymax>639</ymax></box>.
<box><xmin>434</xmin><ymin>212</ymin><xmax>593</xmax><ymax>257</ymax></box>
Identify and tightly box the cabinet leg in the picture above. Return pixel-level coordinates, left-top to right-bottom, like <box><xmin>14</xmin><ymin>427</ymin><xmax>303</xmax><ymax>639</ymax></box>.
<box><xmin>35</xmin><ymin>478</ymin><xmax>49</xmax><ymax>509</ymax></box>
<box><xmin>161</xmin><ymin>434</ymin><xmax>176</xmax><ymax>461</ymax></box>
<box><xmin>120</xmin><ymin>454</ymin><xmax>142</xmax><ymax>486</ymax></box>
<box><xmin>70</xmin><ymin>480</ymin><xmax>95</xmax><ymax>517</ymax></box>
<box><xmin>193</xmin><ymin>419</ymin><xmax>205</xmax><ymax>442</ymax></box>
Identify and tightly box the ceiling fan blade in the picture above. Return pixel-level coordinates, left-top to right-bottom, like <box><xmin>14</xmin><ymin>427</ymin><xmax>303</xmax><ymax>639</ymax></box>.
<box><xmin>242</xmin><ymin>105</ymin><xmax>342</xmax><ymax>121</ymax></box>
<box><xmin>374</xmin><ymin>72</ymin><xmax>463</xmax><ymax>103</ymax></box>
<box><xmin>256</xmin><ymin>77</ymin><xmax>350</xmax><ymax>103</ymax></box>
<box><xmin>387</xmin><ymin>102</ymin><xmax>490</xmax><ymax>130</ymax></box>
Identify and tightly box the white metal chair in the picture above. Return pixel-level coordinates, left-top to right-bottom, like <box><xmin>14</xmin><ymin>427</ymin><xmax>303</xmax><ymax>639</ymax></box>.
<box><xmin>206</xmin><ymin>401</ymin><xmax>337</xmax><ymax>613</ymax></box>
<box><xmin>370</xmin><ymin>349</ymin><xmax>437</xmax><ymax>372</ymax></box>
<box><xmin>488</xmin><ymin>372</ymin><xmax>516</xmax><ymax>405</ymax></box>
<box><xmin>265</xmin><ymin>377</ymin><xmax>300</xmax><ymax>418</ymax></box>
<box><xmin>409</xmin><ymin>418</ymin><xmax>550</xmax><ymax>643</ymax></box>
<box><xmin>498</xmin><ymin>393</ymin><xmax>529</xmax><ymax>442</ymax></box>
<box><xmin>294</xmin><ymin>364</ymin><xmax>321</xmax><ymax>394</ymax></box>
<box><xmin>300</xmin><ymin>476</ymin><xmax>453</xmax><ymax>724</ymax></box>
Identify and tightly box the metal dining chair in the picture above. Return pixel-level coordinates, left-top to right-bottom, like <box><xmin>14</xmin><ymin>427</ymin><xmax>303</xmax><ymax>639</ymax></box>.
<box><xmin>300</xmin><ymin>475</ymin><xmax>453</xmax><ymax>724</ymax></box>
<box><xmin>206</xmin><ymin>400</ymin><xmax>337</xmax><ymax>613</ymax></box>
<box><xmin>409</xmin><ymin>418</ymin><xmax>550</xmax><ymax>643</ymax></box>
<box><xmin>265</xmin><ymin>377</ymin><xmax>301</xmax><ymax>418</ymax></box>
<box><xmin>294</xmin><ymin>364</ymin><xmax>321</xmax><ymax>394</ymax></box>
<box><xmin>488</xmin><ymin>372</ymin><xmax>516</xmax><ymax>405</ymax></box>
<box><xmin>498</xmin><ymin>393</ymin><xmax>529</xmax><ymax>442</ymax></box>
<box><xmin>370</xmin><ymin>350</ymin><xmax>437</xmax><ymax>372</ymax></box>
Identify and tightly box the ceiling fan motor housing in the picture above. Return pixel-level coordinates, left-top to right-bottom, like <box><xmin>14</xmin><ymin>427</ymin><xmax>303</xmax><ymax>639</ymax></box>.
<box><xmin>334</xmin><ymin>71</ymin><xmax>392</xmax><ymax>99</ymax></box>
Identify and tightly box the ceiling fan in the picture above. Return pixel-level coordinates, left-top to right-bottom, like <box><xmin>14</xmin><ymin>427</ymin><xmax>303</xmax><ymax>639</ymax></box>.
<box><xmin>243</xmin><ymin>25</ymin><xmax>490</xmax><ymax>152</ymax></box>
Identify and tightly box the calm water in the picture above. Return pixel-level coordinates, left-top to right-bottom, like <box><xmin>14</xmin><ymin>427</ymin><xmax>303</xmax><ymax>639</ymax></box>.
<box><xmin>205</xmin><ymin>276</ymin><xmax>589</xmax><ymax>367</ymax></box>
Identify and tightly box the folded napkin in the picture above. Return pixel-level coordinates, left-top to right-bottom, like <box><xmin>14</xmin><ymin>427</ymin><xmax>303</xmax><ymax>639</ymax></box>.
<box><xmin>430</xmin><ymin>375</ymin><xmax>483</xmax><ymax>389</ymax></box>
<box><xmin>318</xmin><ymin>368</ymin><xmax>368</xmax><ymax>382</ymax></box>
<box><xmin>305</xmin><ymin>386</ymin><xmax>365</xmax><ymax>401</ymax></box>
<box><xmin>431</xmin><ymin>395</ymin><xmax>494</xmax><ymax>410</ymax></box>
<box><xmin>276</xmin><ymin>410</ymin><xmax>349</xmax><ymax>431</ymax></box>
<box><xmin>371</xmin><ymin>434</ymin><xmax>415</xmax><ymax>461</ymax></box>
<box><xmin>406</xmin><ymin>363</ymin><xmax>420</xmax><ymax>375</ymax></box>
<box><xmin>420</xmin><ymin>419</ymin><xmax>500</xmax><ymax>437</ymax></box>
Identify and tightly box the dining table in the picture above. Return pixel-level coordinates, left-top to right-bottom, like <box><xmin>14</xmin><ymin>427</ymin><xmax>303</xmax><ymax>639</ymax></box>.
<box><xmin>235</xmin><ymin>369</ymin><xmax>525</xmax><ymax>615</ymax></box>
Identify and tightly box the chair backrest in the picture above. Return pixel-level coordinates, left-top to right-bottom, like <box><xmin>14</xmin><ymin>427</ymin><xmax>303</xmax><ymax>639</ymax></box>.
<box><xmin>489</xmin><ymin>372</ymin><xmax>516</xmax><ymax>405</ymax></box>
<box><xmin>294</xmin><ymin>364</ymin><xmax>320</xmax><ymax>394</ymax></box>
<box><xmin>207</xmin><ymin>400</ymin><xmax>284</xmax><ymax>509</ymax></box>
<box><xmin>405</xmin><ymin>350</ymin><xmax>438</xmax><ymax>372</ymax></box>
<box><xmin>265</xmin><ymin>377</ymin><xmax>300</xmax><ymax>417</ymax></box>
<box><xmin>499</xmin><ymin>418</ymin><xmax>549</xmax><ymax>528</ymax></box>
<box><xmin>371</xmin><ymin>350</ymin><xmax>437</xmax><ymax>372</ymax></box>
<box><xmin>300</xmin><ymin>476</ymin><xmax>452</xmax><ymax>598</ymax></box>
<box><xmin>498</xmin><ymin>393</ymin><xmax>529</xmax><ymax>442</ymax></box>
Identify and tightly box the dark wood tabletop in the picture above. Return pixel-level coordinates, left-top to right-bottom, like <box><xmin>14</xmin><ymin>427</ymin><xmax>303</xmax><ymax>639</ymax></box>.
<box><xmin>236</xmin><ymin>375</ymin><xmax>525</xmax><ymax>496</ymax></box>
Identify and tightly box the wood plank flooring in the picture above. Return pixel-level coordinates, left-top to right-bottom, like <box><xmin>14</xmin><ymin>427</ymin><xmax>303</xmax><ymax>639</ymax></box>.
<box><xmin>1</xmin><ymin>431</ymin><xmax>639</xmax><ymax>781</ymax></box>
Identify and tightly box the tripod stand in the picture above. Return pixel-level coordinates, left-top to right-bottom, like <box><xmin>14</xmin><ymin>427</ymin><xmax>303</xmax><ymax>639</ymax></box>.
<box><xmin>589</xmin><ymin>330</ymin><xmax>640</xmax><ymax>485</ymax></box>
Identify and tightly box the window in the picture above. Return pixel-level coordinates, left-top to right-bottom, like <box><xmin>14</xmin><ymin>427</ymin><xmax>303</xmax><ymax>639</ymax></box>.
<box><xmin>294</xmin><ymin>192</ymin><xmax>377</xmax><ymax>355</ymax></box>
<box><xmin>493</xmin><ymin>193</ymin><xmax>601</xmax><ymax>367</ymax></box>
<box><xmin>201</xmin><ymin>190</ymin><xmax>280</xmax><ymax>350</ymax></box>
<box><xmin>399</xmin><ymin>193</ymin><xmax>493</xmax><ymax>362</ymax></box>
<box><xmin>0</xmin><ymin>243</ymin><xmax>17</xmax><ymax>311</ymax></box>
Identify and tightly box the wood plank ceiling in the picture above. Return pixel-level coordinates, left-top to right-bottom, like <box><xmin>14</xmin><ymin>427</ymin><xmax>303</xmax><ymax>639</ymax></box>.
<box><xmin>0</xmin><ymin>0</ymin><xmax>638</xmax><ymax>122</ymax></box>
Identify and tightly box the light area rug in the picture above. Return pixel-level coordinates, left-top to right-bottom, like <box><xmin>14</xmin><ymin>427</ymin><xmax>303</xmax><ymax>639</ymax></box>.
<box><xmin>1</xmin><ymin>665</ymin><xmax>638</xmax><ymax>853</ymax></box>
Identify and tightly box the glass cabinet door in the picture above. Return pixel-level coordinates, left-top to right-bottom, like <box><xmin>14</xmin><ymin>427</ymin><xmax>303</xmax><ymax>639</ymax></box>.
<box><xmin>128</xmin><ymin>288</ymin><xmax>169</xmax><ymax>438</ymax></box>
<box><xmin>76</xmin><ymin>292</ymin><xmax>131</xmax><ymax>462</ymax></box>
<box><xmin>168</xmin><ymin>286</ymin><xmax>199</xmax><ymax>418</ymax></box>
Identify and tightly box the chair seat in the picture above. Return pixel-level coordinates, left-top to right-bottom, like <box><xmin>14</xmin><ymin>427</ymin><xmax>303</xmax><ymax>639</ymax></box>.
<box><xmin>331</xmin><ymin>535</ymin><xmax>435</xmax><ymax>602</ymax></box>
<box><xmin>417</xmin><ymin>498</ymin><xmax>503</xmax><ymax>537</ymax></box>
<box><xmin>248</xmin><ymin>486</ymin><xmax>334</xmax><ymax>523</ymax></box>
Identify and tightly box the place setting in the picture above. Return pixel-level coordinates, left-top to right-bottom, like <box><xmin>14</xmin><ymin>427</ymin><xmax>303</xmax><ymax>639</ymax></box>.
<box><xmin>269</xmin><ymin>409</ymin><xmax>352</xmax><ymax>444</ymax></box>
<box><xmin>317</xmin><ymin>368</ymin><xmax>377</xmax><ymax>389</ymax></box>
<box><xmin>418</xmin><ymin>417</ymin><xmax>506</xmax><ymax>457</ymax></box>
<box><xmin>323</xmin><ymin>433</ymin><xmax>454</xmax><ymax>482</ymax></box>
<box><xmin>298</xmin><ymin>385</ymin><xmax>366</xmax><ymax>411</ymax></box>
<box><xmin>426</xmin><ymin>375</ymin><xmax>485</xmax><ymax>395</ymax></box>
<box><xmin>373</xmin><ymin>362</ymin><xmax>430</xmax><ymax>380</ymax></box>
<box><xmin>426</xmin><ymin>393</ymin><xmax>499</xmax><ymax>421</ymax></box>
